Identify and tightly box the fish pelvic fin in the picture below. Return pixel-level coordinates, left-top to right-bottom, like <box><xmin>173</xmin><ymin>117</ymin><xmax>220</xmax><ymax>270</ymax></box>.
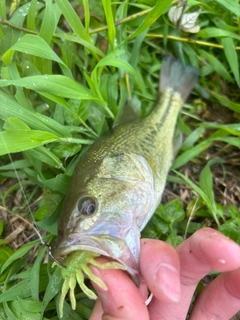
<box><xmin>159</xmin><ymin>56</ymin><xmax>198</xmax><ymax>102</ymax></box>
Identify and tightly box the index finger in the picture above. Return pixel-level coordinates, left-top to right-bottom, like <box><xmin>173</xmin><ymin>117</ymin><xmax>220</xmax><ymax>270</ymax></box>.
<box><xmin>89</xmin><ymin>258</ymin><xmax>149</xmax><ymax>320</ymax></box>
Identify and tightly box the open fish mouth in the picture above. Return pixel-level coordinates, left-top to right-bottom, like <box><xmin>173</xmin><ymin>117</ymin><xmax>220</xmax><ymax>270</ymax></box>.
<box><xmin>54</xmin><ymin>234</ymin><xmax>139</xmax><ymax>281</ymax></box>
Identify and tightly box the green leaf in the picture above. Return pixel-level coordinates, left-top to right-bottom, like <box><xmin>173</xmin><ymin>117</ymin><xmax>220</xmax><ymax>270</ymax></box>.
<box><xmin>172</xmin><ymin>140</ymin><xmax>211</xmax><ymax>169</ymax></box>
<box><xmin>173</xmin><ymin>170</ymin><xmax>220</xmax><ymax>226</ymax></box>
<box><xmin>102</xmin><ymin>0</ymin><xmax>116</xmax><ymax>50</ymax></box>
<box><xmin>0</xmin><ymin>91</ymin><xmax>70</xmax><ymax>137</ymax></box>
<box><xmin>127</xmin><ymin>0</ymin><xmax>172</xmax><ymax>41</ymax></box>
<box><xmin>56</xmin><ymin>33</ymin><xmax>104</xmax><ymax>57</ymax></box>
<box><xmin>216</xmin><ymin>0</ymin><xmax>240</xmax><ymax>17</ymax></box>
<box><xmin>55</xmin><ymin>0</ymin><xmax>91</xmax><ymax>42</ymax></box>
<box><xmin>0</xmin><ymin>130</ymin><xmax>59</xmax><ymax>156</ymax></box>
<box><xmin>27</xmin><ymin>0</ymin><xmax>37</xmax><ymax>30</ymax></box>
<box><xmin>158</xmin><ymin>199</ymin><xmax>185</xmax><ymax>224</ymax></box>
<box><xmin>30</xmin><ymin>246</ymin><xmax>47</xmax><ymax>301</ymax></box>
<box><xmin>198</xmin><ymin>28</ymin><xmax>240</xmax><ymax>41</ymax></box>
<box><xmin>1</xmin><ymin>239</ymin><xmax>41</xmax><ymax>273</ymax></box>
<box><xmin>0</xmin><ymin>75</ymin><xmax>98</xmax><ymax>100</ymax></box>
<box><xmin>94</xmin><ymin>52</ymin><xmax>136</xmax><ymax>76</ymax></box>
<box><xmin>2</xmin><ymin>34</ymin><xmax>72</xmax><ymax>78</ymax></box>
<box><xmin>199</xmin><ymin>163</ymin><xmax>215</xmax><ymax>212</ymax></box>
<box><xmin>199</xmin><ymin>49</ymin><xmax>232</xmax><ymax>82</ymax></box>
<box><xmin>209</xmin><ymin>90</ymin><xmax>240</xmax><ymax>112</ymax></box>
<box><xmin>39</xmin><ymin>0</ymin><xmax>59</xmax><ymax>44</ymax></box>
<box><xmin>215</xmin><ymin>136</ymin><xmax>240</xmax><ymax>148</ymax></box>
<box><xmin>219</xmin><ymin>222</ymin><xmax>240</xmax><ymax>244</ymax></box>
<box><xmin>221</xmin><ymin>38</ymin><xmax>239</xmax><ymax>87</ymax></box>
<box><xmin>41</xmin><ymin>267</ymin><xmax>63</xmax><ymax>317</ymax></box>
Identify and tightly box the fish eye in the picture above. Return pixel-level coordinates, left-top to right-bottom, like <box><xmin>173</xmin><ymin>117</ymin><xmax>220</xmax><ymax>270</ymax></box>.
<box><xmin>77</xmin><ymin>196</ymin><xmax>98</xmax><ymax>216</ymax></box>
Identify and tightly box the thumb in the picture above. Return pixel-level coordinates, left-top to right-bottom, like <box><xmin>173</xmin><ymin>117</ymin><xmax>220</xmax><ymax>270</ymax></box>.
<box><xmin>89</xmin><ymin>259</ymin><xmax>149</xmax><ymax>320</ymax></box>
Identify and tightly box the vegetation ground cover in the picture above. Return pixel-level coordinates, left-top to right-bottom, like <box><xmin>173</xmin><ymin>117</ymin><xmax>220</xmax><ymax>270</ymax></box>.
<box><xmin>0</xmin><ymin>0</ymin><xmax>239</xmax><ymax>319</ymax></box>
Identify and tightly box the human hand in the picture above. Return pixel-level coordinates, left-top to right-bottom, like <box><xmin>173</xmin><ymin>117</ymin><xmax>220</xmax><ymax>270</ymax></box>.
<box><xmin>89</xmin><ymin>228</ymin><xmax>240</xmax><ymax>320</ymax></box>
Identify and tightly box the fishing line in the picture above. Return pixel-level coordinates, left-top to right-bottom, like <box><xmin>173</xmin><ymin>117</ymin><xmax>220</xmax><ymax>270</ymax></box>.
<box><xmin>1</xmin><ymin>132</ymin><xmax>65</xmax><ymax>267</ymax></box>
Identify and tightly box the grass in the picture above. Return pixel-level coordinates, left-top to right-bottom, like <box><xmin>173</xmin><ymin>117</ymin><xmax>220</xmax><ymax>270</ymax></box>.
<box><xmin>0</xmin><ymin>0</ymin><xmax>240</xmax><ymax>319</ymax></box>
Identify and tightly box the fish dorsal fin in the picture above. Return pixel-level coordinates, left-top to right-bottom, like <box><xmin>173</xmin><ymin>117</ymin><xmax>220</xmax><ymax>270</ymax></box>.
<box><xmin>114</xmin><ymin>100</ymin><xmax>140</xmax><ymax>127</ymax></box>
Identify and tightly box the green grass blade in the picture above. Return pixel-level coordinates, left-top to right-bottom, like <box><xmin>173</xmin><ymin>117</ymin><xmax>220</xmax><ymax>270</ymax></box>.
<box><xmin>41</xmin><ymin>267</ymin><xmax>63</xmax><ymax>318</ymax></box>
<box><xmin>173</xmin><ymin>170</ymin><xmax>220</xmax><ymax>226</ymax></box>
<box><xmin>199</xmin><ymin>163</ymin><xmax>215</xmax><ymax>211</ymax></box>
<box><xmin>126</xmin><ymin>0</ymin><xmax>172</xmax><ymax>41</ymax></box>
<box><xmin>199</xmin><ymin>49</ymin><xmax>232</xmax><ymax>82</ymax></box>
<box><xmin>26</xmin><ymin>0</ymin><xmax>37</xmax><ymax>30</ymax></box>
<box><xmin>102</xmin><ymin>0</ymin><xmax>116</xmax><ymax>50</ymax></box>
<box><xmin>216</xmin><ymin>0</ymin><xmax>240</xmax><ymax>17</ymax></box>
<box><xmin>0</xmin><ymin>130</ymin><xmax>59</xmax><ymax>156</ymax></box>
<box><xmin>198</xmin><ymin>28</ymin><xmax>240</xmax><ymax>41</ymax></box>
<box><xmin>39</xmin><ymin>0</ymin><xmax>58</xmax><ymax>44</ymax></box>
<box><xmin>0</xmin><ymin>91</ymin><xmax>70</xmax><ymax>137</ymax></box>
<box><xmin>0</xmin><ymin>240</ymin><xmax>40</xmax><ymax>273</ymax></box>
<box><xmin>221</xmin><ymin>37</ymin><xmax>240</xmax><ymax>87</ymax></box>
<box><xmin>55</xmin><ymin>0</ymin><xmax>90</xmax><ymax>42</ymax></box>
<box><xmin>172</xmin><ymin>140</ymin><xmax>212</xmax><ymax>169</ymax></box>
<box><xmin>95</xmin><ymin>55</ymin><xmax>136</xmax><ymax>76</ymax></box>
<box><xmin>2</xmin><ymin>34</ymin><xmax>72</xmax><ymax>78</ymax></box>
<box><xmin>209</xmin><ymin>90</ymin><xmax>240</xmax><ymax>112</ymax></box>
<box><xmin>0</xmin><ymin>75</ymin><xmax>98</xmax><ymax>100</ymax></box>
<box><xmin>215</xmin><ymin>136</ymin><xmax>240</xmax><ymax>148</ymax></box>
<box><xmin>82</xmin><ymin>0</ymin><xmax>90</xmax><ymax>33</ymax></box>
<box><xmin>57</xmin><ymin>33</ymin><xmax>104</xmax><ymax>57</ymax></box>
<box><xmin>30</xmin><ymin>246</ymin><xmax>47</xmax><ymax>301</ymax></box>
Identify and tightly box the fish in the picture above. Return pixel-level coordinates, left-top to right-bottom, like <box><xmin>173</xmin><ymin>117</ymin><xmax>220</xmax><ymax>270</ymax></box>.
<box><xmin>54</xmin><ymin>56</ymin><xmax>198</xmax><ymax>315</ymax></box>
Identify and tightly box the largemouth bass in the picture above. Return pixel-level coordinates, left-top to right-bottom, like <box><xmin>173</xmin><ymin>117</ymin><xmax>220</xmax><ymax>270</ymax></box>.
<box><xmin>54</xmin><ymin>56</ymin><xmax>198</xmax><ymax>314</ymax></box>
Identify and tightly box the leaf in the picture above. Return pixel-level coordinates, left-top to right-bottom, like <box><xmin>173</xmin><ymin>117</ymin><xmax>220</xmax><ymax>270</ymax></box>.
<box><xmin>199</xmin><ymin>49</ymin><xmax>232</xmax><ymax>82</ymax></box>
<box><xmin>55</xmin><ymin>0</ymin><xmax>90</xmax><ymax>42</ymax></box>
<box><xmin>198</xmin><ymin>28</ymin><xmax>240</xmax><ymax>41</ymax></box>
<box><xmin>0</xmin><ymin>279</ymin><xmax>33</xmax><ymax>302</ymax></box>
<box><xmin>0</xmin><ymin>91</ymin><xmax>70</xmax><ymax>137</ymax></box>
<box><xmin>216</xmin><ymin>0</ymin><xmax>240</xmax><ymax>17</ymax></box>
<box><xmin>172</xmin><ymin>140</ymin><xmax>211</xmax><ymax>169</ymax></box>
<box><xmin>30</xmin><ymin>246</ymin><xmax>47</xmax><ymax>301</ymax></box>
<box><xmin>41</xmin><ymin>267</ymin><xmax>63</xmax><ymax>317</ymax></box>
<box><xmin>221</xmin><ymin>38</ymin><xmax>240</xmax><ymax>87</ymax></box>
<box><xmin>57</xmin><ymin>33</ymin><xmax>104</xmax><ymax>57</ymax></box>
<box><xmin>180</xmin><ymin>127</ymin><xmax>206</xmax><ymax>151</ymax></box>
<box><xmin>94</xmin><ymin>53</ymin><xmax>136</xmax><ymax>76</ymax></box>
<box><xmin>127</xmin><ymin>0</ymin><xmax>172</xmax><ymax>41</ymax></box>
<box><xmin>0</xmin><ymin>130</ymin><xmax>59</xmax><ymax>156</ymax></box>
<box><xmin>219</xmin><ymin>222</ymin><xmax>240</xmax><ymax>244</ymax></box>
<box><xmin>102</xmin><ymin>0</ymin><xmax>116</xmax><ymax>50</ymax></box>
<box><xmin>209</xmin><ymin>90</ymin><xmax>240</xmax><ymax>112</ymax></box>
<box><xmin>199</xmin><ymin>163</ymin><xmax>215</xmax><ymax>212</ymax></box>
<box><xmin>173</xmin><ymin>170</ymin><xmax>220</xmax><ymax>226</ymax></box>
<box><xmin>158</xmin><ymin>199</ymin><xmax>185</xmax><ymax>223</ymax></box>
<box><xmin>215</xmin><ymin>136</ymin><xmax>240</xmax><ymax>148</ymax></box>
<box><xmin>0</xmin><ymin>75</ymin><xmax>99</xmax><ymax>100</ymax></box>
<box><xmin>2</xmin><ymin>34</ymin><xmax>72</xmax><ymax>78</ymax></box>
<box><xmin>39</xmin><ymin>0</ymin><xmax>59</xmax><ymax>44</ymax></box>
<box><xmin>0</xmin><ymin>239</ymin><xmax>41</xmax><ymax>273</ymax></box>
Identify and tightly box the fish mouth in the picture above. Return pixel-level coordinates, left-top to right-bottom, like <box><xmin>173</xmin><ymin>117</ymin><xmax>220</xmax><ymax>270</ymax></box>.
<box><xmin>54</xmin><ymin>234</ymin><xmax>139</xmax><ymax>283</ymax></box>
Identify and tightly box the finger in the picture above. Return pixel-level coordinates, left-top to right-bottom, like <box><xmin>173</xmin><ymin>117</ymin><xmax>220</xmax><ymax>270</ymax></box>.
<box><xmin>89</xmin><ymin>258</ymin><xmax>149</xmax><ymax>320</ymax></box>
<box><xmin>148</xmin><ymin>228</ymin><xmax>240</xmax><ymax>320</ymax></box>
<box><xmin>189</xmin><ymin>267</ymin><xmax>240</xmax><ymax>320</ymax></box>
<box><xmin>90</xmin><ymin>299</ymin><xmax>104</xmax><ymax>320</ymax></box>
<box><xmin>140</xmin><ymin>238</ymin><xmax>181</xmax><ymax>302</ymax></box>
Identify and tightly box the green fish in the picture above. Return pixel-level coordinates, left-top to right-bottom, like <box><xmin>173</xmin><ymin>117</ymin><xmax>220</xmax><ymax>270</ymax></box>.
<box><xmin>54</xmin><ymin>56</ymin><xmax>198</xmax><ymax>315</ymax></box>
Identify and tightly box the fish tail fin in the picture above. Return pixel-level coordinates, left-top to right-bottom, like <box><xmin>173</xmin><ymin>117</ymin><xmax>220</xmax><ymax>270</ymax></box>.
<box><xmin>159</xmin><ymin>56</ymin><xmax>198</xmax><ymax>101</ymax></box>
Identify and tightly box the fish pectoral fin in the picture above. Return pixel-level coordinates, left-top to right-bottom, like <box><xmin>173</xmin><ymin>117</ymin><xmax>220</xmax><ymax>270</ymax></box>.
<box><xmin>98</xmin><ymin>153</ymin><xmax>155</xmax><ymax>185</ymax></box>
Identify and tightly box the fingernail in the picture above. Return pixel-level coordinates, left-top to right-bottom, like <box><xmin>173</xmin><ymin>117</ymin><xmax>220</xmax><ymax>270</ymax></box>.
<box><xmin>156</xmin><ymin>263</ymin><xmax>181</xmax><ymax>302</ymax></box>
